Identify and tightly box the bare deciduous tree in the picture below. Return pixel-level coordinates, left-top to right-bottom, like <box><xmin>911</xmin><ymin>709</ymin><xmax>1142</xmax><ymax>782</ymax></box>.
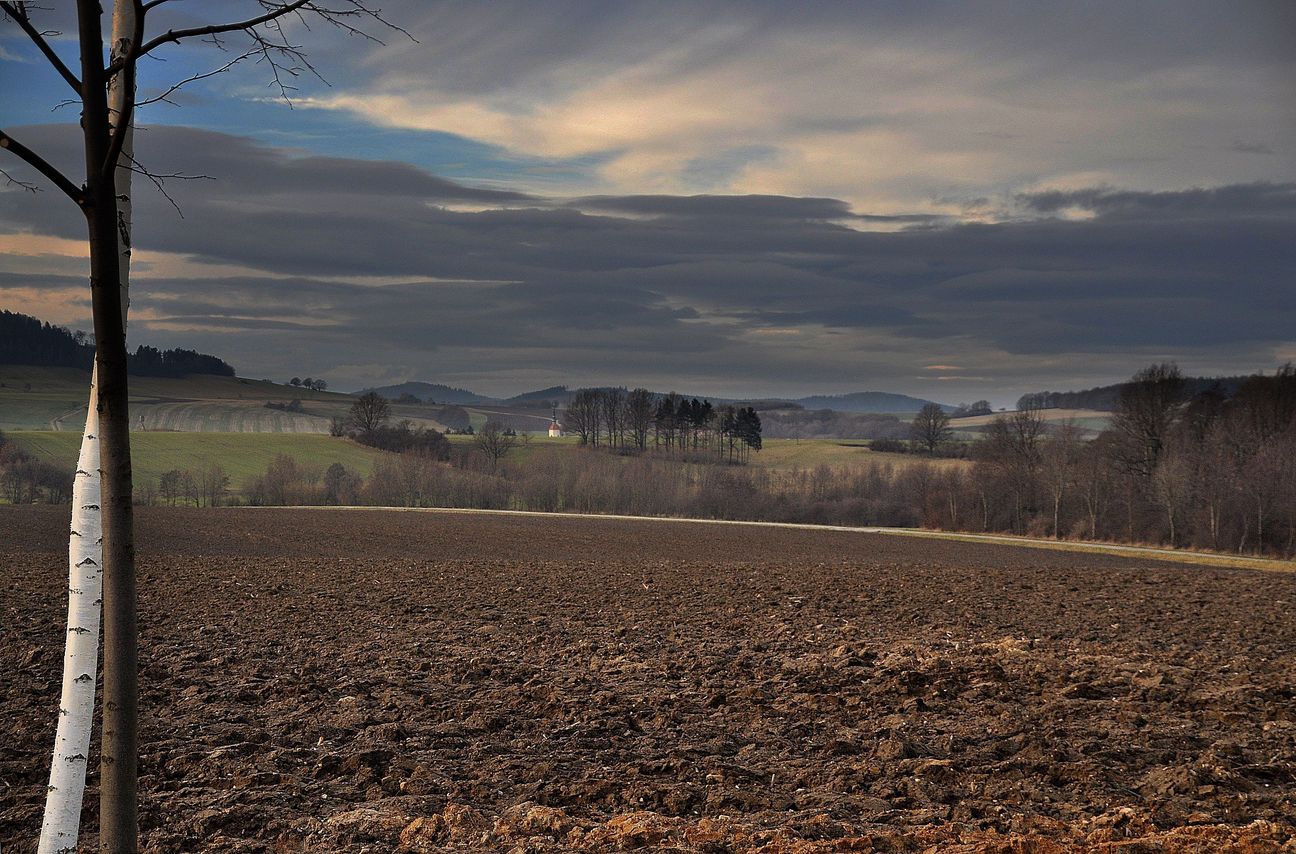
<box><xmin>625</xmin><ymin>388</ymin><xmax>655</xmax><ymax>450</ymax></box>
<box><xmin>910</xmin><ymin>402</ymin><xmax>952</xmax><ymax>455</ymax></box>
<box><xmin>475</xmin><ymin>419</ymin><xmax>517</xmax><ymax>470</ymax></box>
<box><xmin>601</xmin><ymin>387</ymin><xmax>626</xmax><ymax>448</ymax></box>
<box><xmin>1112</xmin><ymin>362</ymin><xmax>1187</xmax><ymax>478</ymax></box>
<box><xmin>349</xmin><ymin>391</ymin><xmax>392</xmax><ymax>434</ymax></box>
<box><xmin>980</xmin><ymin>403</ymin><xmax>1046</xmax><ymax>532</ymax></box>
<box><xmin>564</xmin><ymin>388</ymin><xmax>600</xmax><ymax>445</ymax></box>
<box><xmin>1040</xmin><ymin>421</ymin><xmax>1082</xmax><ymax>539</ymax></box>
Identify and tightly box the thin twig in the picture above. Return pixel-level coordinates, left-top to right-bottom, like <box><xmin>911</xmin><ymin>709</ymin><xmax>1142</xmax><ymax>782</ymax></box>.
<box><xmin>1</xmin><ymin>165</ymin><xmax>41</xmax><ymax>192</ymax></box>
<box><xmin>122</xmin><ymin>151</ymin><xmax>214</xmax><ymax>218</ymax></box>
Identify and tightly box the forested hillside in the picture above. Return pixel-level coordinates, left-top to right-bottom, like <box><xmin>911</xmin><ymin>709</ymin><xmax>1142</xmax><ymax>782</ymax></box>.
<box><xmin>0</xmin><ymin>311</ymin><xmax>234</xmax><ymax>377</ymax></box>
<box><xmin>1019</xmin><ymin>375</ymin><xmax>1247</xmax><ymax>411</ymax></box>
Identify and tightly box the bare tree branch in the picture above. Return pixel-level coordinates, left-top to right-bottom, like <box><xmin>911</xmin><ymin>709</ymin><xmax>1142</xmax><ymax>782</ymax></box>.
<box><xmin>127</xmin><ymin>1</ymin><xmax>413</xmax><ymax>70</ymax></box>
<box><xmin>0</xmin><ymin>127</ymin><xmax>84</xmax><ymax>206</ymax></box>
<box><xmin>0</xmin><ymin>0</ymin><xmax>83</xmax><ymax>95</ymax></box>
<box><xmin>135</xmin><ymin>0</ymin><xmax>315</xmax><ymax>58</ymax></box>
<box><xmin>122</xmin><ymin>151</ymin><xmax>214</xmax><ymax>218</ymax></box>
<box><xmin>137</xmin><ymin>49</ymin><xmax>257</xmax><ymax>107</ymax></box>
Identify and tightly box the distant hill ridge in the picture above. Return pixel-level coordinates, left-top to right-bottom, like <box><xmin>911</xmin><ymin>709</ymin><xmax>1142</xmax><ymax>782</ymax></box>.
<box><xmin>364</xmin><ymin>378</ymin><xmax>945</xmax><ymax>413</ymax></box>
<box><xmin>793</xmin><ymin>391</ymin><xmax>945</xmax><ymax>413</ymax></box>
<box><xmin>504</xmin><ymin>385</ymin><xmax>569</xmax><ymax>405</ymax></box>
<box><xmin>361</xmin><ymin>381</ymin><xmax>495</xmax><ymax>405</ymax></box>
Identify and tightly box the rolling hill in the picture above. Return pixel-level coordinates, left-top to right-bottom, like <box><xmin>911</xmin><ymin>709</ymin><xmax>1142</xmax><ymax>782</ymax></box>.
<box><xmin>0</xmin><ymin>365</ymin><xmax>359</xmax><ymax>432</ymax></box>
<box><xmin>361</xmin><ymin>381</ymin><xmax>494</xmax><ymax>404</ymax></box>
<box><xmin>793</xmin><ymin>391</ymin><xmax>946</xmax><ymax>413</ymax></box>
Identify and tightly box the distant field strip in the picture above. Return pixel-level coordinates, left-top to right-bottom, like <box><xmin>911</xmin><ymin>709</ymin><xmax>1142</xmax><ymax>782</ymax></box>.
<box><xmin>276</xmin><ymin>505</ymin><xmax>1294</xmax><ymax>572</ymax></box>
<box><xmin>951</xmin><ymin>408</ymin><xmax>1111</xmax><ymax>430</ymax></box>
<box><xmin>132</xmin><ymin>402</ymin><xmax>332</xmax><ymax>433</ymax></box>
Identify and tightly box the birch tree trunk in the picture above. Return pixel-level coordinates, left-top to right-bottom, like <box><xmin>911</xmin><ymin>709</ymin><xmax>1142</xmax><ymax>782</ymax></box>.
<box><xmin>38</xmin><ymin>3</ymin><xmax>135</xmax><ymax>850</ymax></box>
<box><xmin>38</xmin><ymin>387</ymin><xmax>103</xmax><ymax>854</ymax></box>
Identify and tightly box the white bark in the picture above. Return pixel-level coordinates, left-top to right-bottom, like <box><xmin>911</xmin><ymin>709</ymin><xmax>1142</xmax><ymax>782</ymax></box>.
<box><xmin>38</xmin><ymin>388</ymin><xmax>103</xmax><ymax>854</ymax></box>
<box><xmin>38</xmin><ymin>3</ymin><xmax>134</xmax><ymax>850</ymax></box>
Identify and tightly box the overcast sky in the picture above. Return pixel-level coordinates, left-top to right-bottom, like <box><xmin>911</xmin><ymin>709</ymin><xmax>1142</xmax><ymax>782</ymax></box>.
<box><xmin>1</xmin><ymin>1</ymin><xmax>1293</xmax><ymax>404</ymax></box>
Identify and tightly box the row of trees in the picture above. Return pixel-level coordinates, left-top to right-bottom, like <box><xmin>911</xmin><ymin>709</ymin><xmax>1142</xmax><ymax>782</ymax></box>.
<box><xmin>0</xmin><ymin>311</ymin><xmax>235</xmax><ymax>377</ymax></box>
<box><xmin>563</xmin><ymin>388</ymin><xmax>763</xmax><ymax>460</ymax></box>
<box><xmin>288</xmin><ymin>377</ymin><xmax>328</xmax><ymax>391</ymax></box>
<box><xmin>950</xmin><ymin>400</ymin><xmax>993</xmax><ymax>418</ymax></box>
<box><xmin>1016</xmin><ymin>375</ymin><xmax>1244</xmax><ymax>413</ymax></box>
<box><xmin>137</xmin><ymin>464</ymin><xmax>230</xmax><ymax>508</ymax></box>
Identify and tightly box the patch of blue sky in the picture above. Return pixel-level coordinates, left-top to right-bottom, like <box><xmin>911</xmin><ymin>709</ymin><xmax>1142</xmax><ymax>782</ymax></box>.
<box><xmin>2</xmin><ymin>49</ymin><xmax>602</xmax><ymax>198</ymax></box>
<box><xmin>678</xmin><ymin>145</ymin><xmax>781</xmax><ymax>192</ymax></box>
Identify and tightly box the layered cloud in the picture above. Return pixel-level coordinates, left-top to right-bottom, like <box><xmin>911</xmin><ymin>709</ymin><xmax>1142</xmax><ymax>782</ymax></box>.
<box><xmin>296</xmin><ymin>1</ymin><xmax>1296</xmax><ymax>207</ymax></box>
<box><xmin>1</xmin><ymin>125</ymin><xmax>1291</xmax><ymax>400</ymax></box>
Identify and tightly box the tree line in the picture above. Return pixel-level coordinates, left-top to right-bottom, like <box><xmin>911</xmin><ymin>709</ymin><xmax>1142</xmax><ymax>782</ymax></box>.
<box><xmin>563</xmin><ymin>388</ymin><xmax>762</xmax><ymax>461</ymax></box>
<box><xmin>137</xmin><ymin>464</ymin><xmax>230</xmax><ymax>508</ymax></box>
<box><xmin>1017</xmin><ymin>375</ymin><xmax>1246</xmax><ymax>413</ymax></box>
<box><xmin>0</xmin><ymin>310</ymin><xmax>235</xmax><ymax>377</ymax></box>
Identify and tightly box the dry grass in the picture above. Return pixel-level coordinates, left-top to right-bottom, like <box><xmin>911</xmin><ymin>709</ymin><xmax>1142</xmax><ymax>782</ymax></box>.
<box><xmin>753</xmin><ymin>439</ymin><xmax>971</xmax><ymax>471</ymax></box>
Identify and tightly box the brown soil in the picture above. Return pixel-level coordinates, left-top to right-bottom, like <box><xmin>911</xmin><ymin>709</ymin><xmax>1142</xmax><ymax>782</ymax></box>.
<box><xmin>1</xmin><ymin>506</ymin><xmax>1294</xmax><ymax>853</ymax></box>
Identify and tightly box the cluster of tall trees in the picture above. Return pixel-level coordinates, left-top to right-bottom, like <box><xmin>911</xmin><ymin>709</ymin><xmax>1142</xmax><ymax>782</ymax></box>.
<box><xmin>962</xmin><ymin>363</ymin><xmax>1296</xmax><ymax>554</ymax></box>
<box><xmin>951</xmin><ymin>400</ymin><xmax>993</xmax><ymax>418</ymax></box>
<box><xmin>563</xmin><ymin>388</ymin><xmax>762</xmax><ymax>461</ymax></box>
<box><xmin>0</xmin><ymin>311</ymin><xmax>94</xmax><ymax>369</ymax></box>
<box><xmin>124</xmin><ymin>345</ymin><xmax>234</xmax><ymax>378</ymax></box>
<box><xmin>288</xmin><ymin>377</ymin><xmax>328</xmax><ymax>391</ymax></box>
<box><xmin>0</xmin><ymin>311</ymin><xmax>234</xmax><ymax>377</ymax></box>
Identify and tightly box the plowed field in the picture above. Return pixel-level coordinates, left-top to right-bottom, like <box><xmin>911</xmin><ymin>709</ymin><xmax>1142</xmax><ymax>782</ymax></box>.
<box><xmin>1</xmin><ymin>507</ymin><xmax>1293</xmax><ymax>852</ymax></box>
